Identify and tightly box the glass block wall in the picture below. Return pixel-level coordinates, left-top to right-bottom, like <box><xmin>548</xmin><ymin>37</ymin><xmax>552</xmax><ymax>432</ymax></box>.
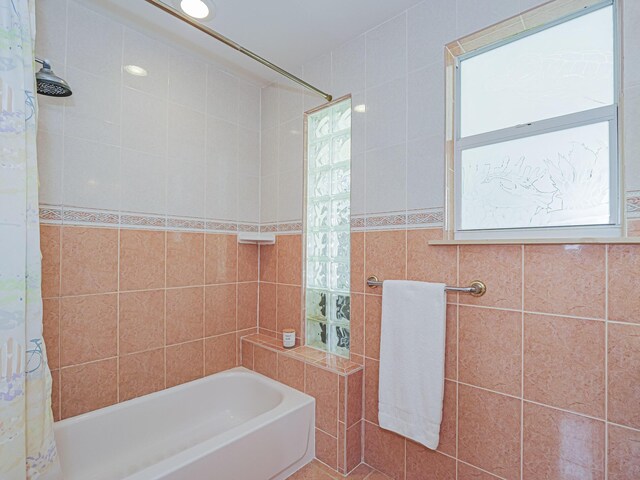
<box><xmin>304</xmin><ymin>98</ymin><xmax>352</xmax><ymax>357</ymax></box>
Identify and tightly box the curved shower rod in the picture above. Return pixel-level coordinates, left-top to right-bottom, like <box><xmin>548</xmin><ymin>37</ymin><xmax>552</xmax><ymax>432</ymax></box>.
<box><xmin>143</xmin><ymin>0</ymin><xmax>333</xmax><ymax>102</ymax></box>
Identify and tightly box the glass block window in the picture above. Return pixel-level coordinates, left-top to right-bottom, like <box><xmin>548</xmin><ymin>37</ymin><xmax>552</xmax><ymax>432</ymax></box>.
<box><xmin>452</xmin><ymin>1</ymin><xmax>620</xmax><ymax>239</ymax></box>
<box><xmin>304</xmin><ymin>98</ymin><xmax>351</xmax><ymax>357</ymax></box>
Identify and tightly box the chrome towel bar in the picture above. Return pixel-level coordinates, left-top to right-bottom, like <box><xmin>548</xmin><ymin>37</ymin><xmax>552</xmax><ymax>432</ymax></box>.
<box><xmin>366</xmin><ymin>275</ymin><xmax>487</xmax><ymax>297</ymax></box>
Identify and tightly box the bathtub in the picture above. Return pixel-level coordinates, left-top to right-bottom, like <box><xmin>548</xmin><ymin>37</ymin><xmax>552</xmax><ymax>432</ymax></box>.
<box><xmin>54</xmin><ymin>367</ymin><xmax>315</xmax><ymax>480</ymax></box>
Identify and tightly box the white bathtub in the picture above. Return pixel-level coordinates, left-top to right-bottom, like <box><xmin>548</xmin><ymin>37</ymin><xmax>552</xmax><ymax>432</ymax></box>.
<box><xmin>54</xmin><ymin>367</ymin><xmax>315</xmax><ymax>480</ymax></box>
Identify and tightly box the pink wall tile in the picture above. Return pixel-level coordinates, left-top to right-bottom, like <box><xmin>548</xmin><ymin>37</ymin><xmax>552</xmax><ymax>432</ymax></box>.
<box><xmin>258</xmin><ymin>282</ymin><xmax>277</xmax><ymax>332</ymax></box>
<box><xmin>316</xmin><ymin>428</ymin><xmax>338</xmax><ymax>470</ymax></box>
<box><xmin>237</xmin><ymin>282</ymin><xmax>258</xmax><ymax>330</ymax></box>
<box><xmin>628</xmin><ymin>219</ymin><xmax>640</xmax><ymax>236</ymax></box>
<box><xmin>61</xmin><ymin>227</ymin><xmax>118</xmax><ymax>296</ymax></box>
<box><xmin>60</xmin><ymin>294</ymin><xmax>117</xmax><ymax>366</ymax></box>
<box><xmin>254</xmin><ymin>344</ymin><xmax>278</xmax><ymax>379</ymax></box>
<box><xmin>306</xmin><ymin>364</ymin><xmax>339</xmax><ymax>436</ymax></box>
<box><xmin>119</xmin><ymin>290</ymin><xmax>164</xmax><ymax>355</ymax></box>
<box><xmin>458</xmin><ymin>385</ymin><xmax>521</xmax><ymax>480</ymax></box>
<box><xmin>459</xmin><ymin>245</ymin><xmax>522</xmax><ymax>310</ymax></box>
<box><xmin>277</xmin><ymin>234</ymin><xmax>302</xmax><ymax>286</ymax></box>
<box><xmin>345</xmin><ymin>421</ymin><xmax>363</xmax><ymax>473</ymax></box>
<box><xmin>523</xmin><ymin>402</ymin><xmax>605</xmax><ymax>479</ymax></box>
<box><xmin>365</xmin><ymin>230</ymin><xmax>406</xmax><ymax>286</ymax></box>
<box><xmin>439</xmin><ymin>380</ymin><xmax>457</xmax><ymax>457</ymax></box>
<box><xmin>238</xmin><ymin>243</ymin><xmax>259</xmax><ymax>282</ymax></box>
<box><xmin>119</xmin><ymin>229</ymin><xmax>165</xmax><ymax>291</ymax></box>
<box><xmin>205</xmin><ymin>333</ymin><xmax>236</xmax><ymax>375</ymax></box>
<box><xmin>50</xmin><ymin>369</ymin><xmax>60</xmax><ymax>422</ymax></box>
<box><xmin>61</xmin><ymin>358</ymin><xmax>117</xmax><ymax>419</ymax></box>
<box><xmin>457</xmin><ymin>463</ymin><xmax>502</xmax><ymax>479</ymax></box>
<box><xmin>406</xmin><ymin>441</ymin><xmax>456</xmax><ymax>480</ymax></box>
<box><xmin>524</xmin><ymin>314</ymin><xmax>605</xmax><ymax>418</ymax></box>
<box><xmin>364</xmin><ymin>358</ymin><xmax>379</xmax><ymax>424</ymax></box>
<box><xmin>346</xmin><ymin>369</ymin><xmax>363</xmax><ymax>428</ymax></box>
<box><xmin>608</xmin><ymin>245</ymin><xmax>640</xmax><ymax>324</ymax></box>
<box><xmin>166</xmin><ymin>287</ymin><xmax>204</xmax><ymax>345</ymax></box>
<box><xmin>608</xmin><ymin>424</ymin><xmax>640</xmax><ymax>480</ymax></box>
<box><xmin>608</xmin><ymin>322</ymin><xmax>640</xmax><ymax>429</ymax></box>
<box><xmin>364</xmin><ymin>422</ymin><xmax>405</xmax><ymax>480</ymax></box>
<box><xmin>43</xmin><ymin>298</ymin><xmax>60</xmax><ymax>370</ymax></box>
<box><xmin>458</xmin><ymin>306</ymin><xmax>521</xmax><ymax>396</ymax></box>
<box><xmin>445</xmin><ymin>305</ymin><xmax>457</xmax><ymax>380</ymax></box>
<box><xmin>350</xmin><ymin>293</ymin><xmax>365</xmax><ymax>357</ymax></box>
<box><xmin>364</xmin><ymin>295</ymin><xmax>381</xmax><ymax>360</ymax></box>
<box><xmin>40</xmin><ymin>225</ymin><xmax>60</xmax><ymax>298</ymax></box>
<box><xmin>277</xmin><ymin>353</ymin><xmax>305</xmax><ymax>391</ymax></box>
<box><xmin>524</xmin><ymin>245</ymin><xmax>606</xmax><ymax>318</ymax></box>
<box><xmin>204</xmin><ymin>284</ymin><xmax>237</xmax><ymax>336</ymax></box>
<box><xmin>351</xmin><ymin>232</ymin><xmax>365</xmax><ymax>293</ymax></box>
<box><xmin>166</xmin><ymin>232</ymin><xmax>204</xmax><ymax>287</ymax></box>
<box><xmin>259</xmin><ymin>243</ymin><xmax>277</xmax><ymax>282</ymax></box>
<box><xmin>119</xmin><ymin>348</ymin><xmax>165</xmax><ymax>401</ymax></box>
<box><xmin>205</xmin><ymin>234</ymin><xmax>237</xmax><ymax>285</ymax></box>
<box><xmin>166</xmin><ymin>340</ymin><xmax>204</xmax><ymax>388</ymax></box>
<box><xmin>407</xmin><ymin>228</ymin><xmax>457</xmax><ymax>286</ymax></box>
<box><xmin>241</xmin><ymin>338</ymin><xmax>254</xmax><ymax>369</ymax></box>
<box><xmin>276</xmin><ymin>284</ymin><xmax>302</xmax><ymax>334</ymax></box>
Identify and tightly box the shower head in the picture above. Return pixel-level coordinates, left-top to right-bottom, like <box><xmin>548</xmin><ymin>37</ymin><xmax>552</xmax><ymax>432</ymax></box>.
<box><xmin>35</xmin><ymin>58</ymin><xmax>72</xmax><ymax>97</ymax></box>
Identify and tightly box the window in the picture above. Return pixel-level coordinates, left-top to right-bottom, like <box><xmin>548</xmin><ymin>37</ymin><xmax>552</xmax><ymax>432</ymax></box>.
<box><xmin>450</xmin><ymin>1</ymin><xmax>619</xmax><ymax>239</ymax></box>
<box><xmin>304</xmin><ymin>98</ymin><xmax>351</xmax><ymax>357</ymax></box>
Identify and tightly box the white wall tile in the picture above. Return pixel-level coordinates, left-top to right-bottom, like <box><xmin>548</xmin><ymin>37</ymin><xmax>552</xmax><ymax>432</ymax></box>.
<box><xmin>624</xmin><ymin>85</ymin><xmax>640</xmax><ymax>191</ymax></box>
<box><xmin>238</xmin><ymin>127</ymin><xmax>260</xmax><ymax>176</ymax></box>
<box><xmin>167</xmin><ymin>155</ymin><xmax>205</xmax><ymax>218</ymax></box>
<box><xmin>64</xmin><ymin>66</ymin><xmax>121</xmax><ymax>146</ymax></box>
<box><xmin>121</xmin><ymin>87</ymin><xmax>167</xmax><ymax>157</ymax></box>
<box><xmin>120</xmin><ymin>149</ymin><xmax>166</xmax><ymax>215</ymax></box>
<box><xmin>278</xmin><ymin>169</ymin><xmax>303</xmax><ymax>222</ymax></box>
<box><xmin>66</xmin><ymin>1</ymin><xmax>122</xmax><ymax>81</ymax></box>
<box><xmin>408</xmin><ymin>64</ymin><xmax>444</xmax><ymax>141</ymax></box>
<box><xmin>38</xmin><ymin>91</ymin><xmax>65</xmax><ymax>136</ymax></box>
<box><xmin>205</xmin><ymin>116</ymin><xmax>238</xmax><ymax>170</ymax></box>
<box><xmin>366</xmin><ymin>13</ymin><xmax>407</xmax><ymax>89</ymax></box>
<box><xmin>278</xmin><ymin>82</ymin><xmax>304</xmax><ymax>124</ymax></box>
<box><xmin>407</xmin><ymin>135</ymin><xmax>444</xmax><ymax>211</ymax></box>
<box><xmin>205</xmin><ymin>158</ymin><xmax>237</xmax><ymax>221</ymax></box>
<box><xmin>261</xmin><ymin>83</ymin><xmax>279</xmax><ymax>131</ymax></box>
<box><xmin>332</xmin><ymin>35</ymin><xmax>366</xmax><ymax>98</ymax></box>
<box><xmin>407</xmin><ymin>0</ymin><xmax>456</xmax><ymax>72</ymax></box>
<box><xmin>455</xmin><ymin>0</ymin><xmax>522</xmax><ymax>38</ymax></box>
<box><xmin>168</xmin><ymin>103</ymin><xmax>205</xmax><ymax>161</ymax></box>
<box><xmin>35</xmin><ymin>0</ymin><xmax>67</xmax><ymax>64</ymax></box>
<box><xmin>623</xmin><ymin>0</ymin><xmax>640</xmax><ymax>88</ymax></box>
<box><xmin>351</xmin><ymin>91</ymin><xmax>366</xmax><ymax>156</ymax></box>
<box><xmin>351</xmin><ymin>152</ymin><xmax>365</xmax><ymax>216</ymax></box>
<box><xmin>238</xmin><ymin>175</ymin><xmax>260</xmax><ymax>223</ymax></box>
<box><xmin>63</xmin><ymin>136</ymin><xmax>120</xmax><ymax>210</ymax></box>
<box><xmin>303</xmin><ymin>53</ymin><xmax>332</xmax><ymax>111</ymax></box>
<box><xmin>366</xmin><ymin>77</ymin><xmax>407</xmax><ymax>152</ymax></box>
<box><xmin>207</xmin><ymin>67</ymin><xmax>239</xmax><ymax>123</ymax></box>
<box><xmin>260</xmin><ymin>126</ymin><xmax>279</xmax><ymax>177</ymax></box>
<box><xmin>169</xmin><ymin>48</ymin><xmax>207</xmax><ymax>112</ymax></box>
<box><xmin>238</xmin><ymin>80</ymin><xmax>261</xmax><ymax>131</ymax></box>
<box><xmin>278</xmin><ymin>117</ymin><xmax>304</xmax><ymax>173</ymax></box>
<box><xmin>123</xmin><ymin>28</ymin><xmax>168</xmax><ymax>99</ymax></box>
<box><xmin>365</xmin><ymin>144</ymin><xmax>407</xmax><ymax>215</ymax></box>
<box><xmin>260</xmin><ymin>173</ymin><xmax>278</xmax><ymax>224</ymax></box>
<box><xmin>37</xmin><ymin>130</ymin><xmax>64</xmax><ymax>205</ymax></box>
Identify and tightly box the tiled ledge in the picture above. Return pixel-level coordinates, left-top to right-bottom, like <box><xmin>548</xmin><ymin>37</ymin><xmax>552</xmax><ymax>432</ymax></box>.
<box><xmin>241</xmin><ymin>334</ymin><xmax>363</xmax><ymax>376</ymax></box>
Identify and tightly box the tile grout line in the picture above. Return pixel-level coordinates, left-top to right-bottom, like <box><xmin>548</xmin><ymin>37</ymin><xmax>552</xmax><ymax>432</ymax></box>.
<box><xmin>604</xmin><ymin>244</ymin><xmax>609</xmax><ymax>480</ymax></box>
<box><xmin>520</xmin><ymin>244</ymin><xmax>525</xmax><ymax>479</ymax></box>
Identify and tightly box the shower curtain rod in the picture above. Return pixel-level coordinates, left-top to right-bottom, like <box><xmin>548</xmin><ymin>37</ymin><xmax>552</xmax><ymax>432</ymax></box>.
<box><xmin>144</xmin><ymin>0</ymin><xmax>333</xmax><ymax>102</ymax></box>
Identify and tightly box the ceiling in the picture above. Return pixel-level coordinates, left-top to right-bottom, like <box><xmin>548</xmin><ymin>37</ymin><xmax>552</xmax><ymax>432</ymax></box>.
<box><xmin>84</xmin><ymin>0</ymin><xmax>423</xmax><ymax>85</ymax></box>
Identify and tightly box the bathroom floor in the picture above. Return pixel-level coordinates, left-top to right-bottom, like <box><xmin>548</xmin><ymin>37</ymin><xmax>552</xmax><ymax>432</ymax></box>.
<box><xmin>287</xmin><ymin>461</ymin><xmax>390</xmax><ymax>479</ymax></box>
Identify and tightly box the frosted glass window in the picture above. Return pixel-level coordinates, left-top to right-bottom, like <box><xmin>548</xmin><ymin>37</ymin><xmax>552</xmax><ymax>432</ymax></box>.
<box><xmin>460</xmin><ymin>5</ymin><xmax>614</xmax><ymax>138</ymax></box>
<box><xmin>460</xmin><ymin>122</ymin><xmax>610</xmax><ymax>230</ymax></box>
<box><xmin>305</xmin><ymin>99</ymin><xmax>351</xmax><ymax>357</ymax></box>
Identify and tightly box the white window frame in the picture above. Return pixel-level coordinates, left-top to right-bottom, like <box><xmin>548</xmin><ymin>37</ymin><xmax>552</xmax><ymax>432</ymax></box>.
<box><xmin>452</xmin><ymin>0</ymin><xmax>621</xmax><ymax>240</ymax></box>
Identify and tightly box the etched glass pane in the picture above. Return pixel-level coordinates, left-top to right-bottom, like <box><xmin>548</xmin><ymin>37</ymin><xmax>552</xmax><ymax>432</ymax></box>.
<box><xmin>460</xmin><ymin>6</ymin><xmax>614</xmax><ymax>137</ymax></box>
<box><xmin>460</xmin><ymin>122</ymin><xmax>611</xmax><ymax>230</ymax></box>
<box><xmin>305</xmin><ymin>98</ymin><xmax>352</xmax><ymax>357</ymax></box>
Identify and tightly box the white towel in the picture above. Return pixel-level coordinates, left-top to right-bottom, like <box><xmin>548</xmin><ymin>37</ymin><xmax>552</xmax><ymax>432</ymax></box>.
<box><xmin>378</xmin><ymin>280</ymin><xmax>446</xmax><ymax>450</ymax></box>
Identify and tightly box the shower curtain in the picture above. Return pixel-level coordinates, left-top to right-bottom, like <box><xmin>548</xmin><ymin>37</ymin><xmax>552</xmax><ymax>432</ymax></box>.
<box><xmin>0</xmin><ymin>0</ymin><xmax>62</xmax><ymax>478</ymax></box>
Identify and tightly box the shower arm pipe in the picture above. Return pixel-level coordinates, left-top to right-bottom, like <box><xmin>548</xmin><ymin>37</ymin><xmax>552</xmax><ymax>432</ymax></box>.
<box><xmin>143</xmin><ymin>0</ymin><xmax>332</xmax><ymax>102</ymax></box>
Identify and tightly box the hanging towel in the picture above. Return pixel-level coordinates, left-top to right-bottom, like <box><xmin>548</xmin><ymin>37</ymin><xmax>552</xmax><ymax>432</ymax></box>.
<box><xmin>378</xmin><ymin>280</ymin><xmax>447</xmax><ymax>450</ymax></box>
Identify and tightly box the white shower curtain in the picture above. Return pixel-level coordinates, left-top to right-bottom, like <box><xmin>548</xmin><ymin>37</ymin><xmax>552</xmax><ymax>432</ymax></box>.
<box><xmin>0</xmin><ymin>0</ymin><xmax>62</xmax><ymax>478</ymax></box>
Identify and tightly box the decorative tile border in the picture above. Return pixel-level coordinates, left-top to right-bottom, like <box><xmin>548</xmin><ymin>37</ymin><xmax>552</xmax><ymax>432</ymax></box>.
<box><xmin>628</xmin><ymin>191</ymin><xmax>640</xmax><ymax>219</ymax></box>
<box><xmin>39</xmin><ymin>205</ymin><xmax>258</xmax><ymax>234</ymax></box>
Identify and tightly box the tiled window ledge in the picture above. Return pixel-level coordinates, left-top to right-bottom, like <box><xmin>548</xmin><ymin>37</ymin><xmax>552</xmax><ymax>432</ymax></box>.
<box><xmin>241</xmin><ymin>333</ymin><xmax>363</xmax><ymax>376</ymax></box>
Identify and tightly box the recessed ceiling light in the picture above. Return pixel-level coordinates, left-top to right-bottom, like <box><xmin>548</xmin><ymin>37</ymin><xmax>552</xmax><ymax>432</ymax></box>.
<box><xmin>124</xmin><ymin>65</ymin><xmax>148</xmax><ymax>77</ymax></box>
<box><xmin>354</xmin><ymin>104</ymin><xmax>366</xmax><ymax>113</ymax></box>
<box><xmin>180</xmin><ymin>0</ymin><xmax>213</xmax><ymax>19</ymax></box>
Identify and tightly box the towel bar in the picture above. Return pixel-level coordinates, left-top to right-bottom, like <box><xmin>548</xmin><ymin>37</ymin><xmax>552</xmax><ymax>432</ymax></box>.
<box><xmin>366</xmin><ymin>275</ymin><xmax>487</xmax><ymax>297</ymax></box>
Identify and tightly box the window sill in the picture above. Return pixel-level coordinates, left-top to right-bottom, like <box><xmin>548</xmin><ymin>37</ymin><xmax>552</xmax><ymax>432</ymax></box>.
<box><xmin>429</xmin><ymin>237</ymin><xmax>640</xmax><ymax>245</ymax></box>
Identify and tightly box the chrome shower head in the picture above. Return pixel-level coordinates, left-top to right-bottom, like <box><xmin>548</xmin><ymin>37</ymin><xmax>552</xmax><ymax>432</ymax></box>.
<box><xmin>35</xmin><ymin>58</ymin><xmax>72</xmax><ymax>97</ymax></box>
